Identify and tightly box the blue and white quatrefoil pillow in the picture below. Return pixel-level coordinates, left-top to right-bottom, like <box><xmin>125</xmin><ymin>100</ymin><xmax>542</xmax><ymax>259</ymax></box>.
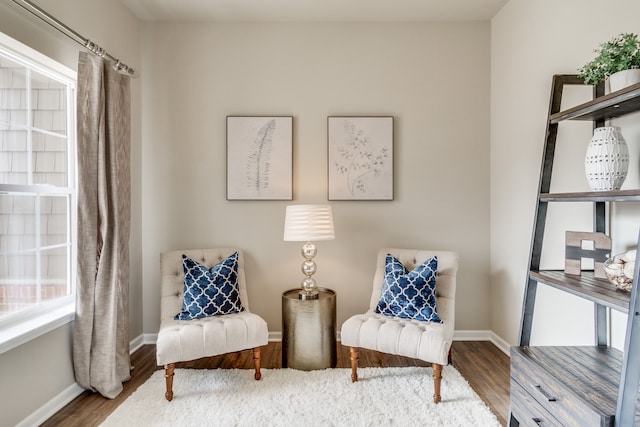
<box><xmin>375</xmin><ymin>254</ymin><xmax>442</xmax><ymax>323</ymax></box>
<box><xmin>174</xmin><ymin>252</ymin><xmax>245</xmax><ymax>320</ymax></box>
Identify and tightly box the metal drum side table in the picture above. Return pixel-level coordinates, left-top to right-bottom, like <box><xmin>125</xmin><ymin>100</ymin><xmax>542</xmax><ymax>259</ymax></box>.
<box><xmin>282</xmin><ymin>287</ymin><xmax>337</xmax><ymax>370</ymax></box>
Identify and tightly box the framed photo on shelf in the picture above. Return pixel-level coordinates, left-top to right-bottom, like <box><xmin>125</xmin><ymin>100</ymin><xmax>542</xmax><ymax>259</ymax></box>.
<box><xmin>328</xmin><ymin>116</ymin><xmax>393</xmax><ymax>200</ymax></box>
<box><xmin>226</xmin><ymin>116</ymin><xmax>293</xmax><ymax>200</ymax></box>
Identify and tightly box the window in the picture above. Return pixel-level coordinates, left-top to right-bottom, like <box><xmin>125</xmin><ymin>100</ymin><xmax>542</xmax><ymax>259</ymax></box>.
<box><xmin>0</xmin><ymin>32</ymin><xmax>76</xmax><ymax>352</ymax></box>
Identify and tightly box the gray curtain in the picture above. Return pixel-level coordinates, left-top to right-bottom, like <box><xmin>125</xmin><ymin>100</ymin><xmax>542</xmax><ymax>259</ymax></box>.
<box><xmin>73</xmin><ymin>52</ymin><xmax>131</xmax><ymax>399</ymax></box>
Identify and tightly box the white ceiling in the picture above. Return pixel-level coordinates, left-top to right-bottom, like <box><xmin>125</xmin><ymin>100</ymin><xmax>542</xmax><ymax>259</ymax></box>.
<box><xmin>121</xmin><ymin>0</ymin><xmax>509</xmax><ymax>22</ymax></box>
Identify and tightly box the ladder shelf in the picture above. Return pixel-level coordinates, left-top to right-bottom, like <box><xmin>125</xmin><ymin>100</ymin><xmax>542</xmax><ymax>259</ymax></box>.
<box><xmin>510</xmin><ymin>74</ymin><xmax>640</xmax><ymax>427</ymax></box>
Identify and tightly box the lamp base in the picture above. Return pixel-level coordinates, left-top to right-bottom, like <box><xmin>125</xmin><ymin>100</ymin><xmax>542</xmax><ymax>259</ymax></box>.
<box><xmin>299</xmin><ymin>289</ymin><xmax>319</xmax><ymax>300</ymax></box>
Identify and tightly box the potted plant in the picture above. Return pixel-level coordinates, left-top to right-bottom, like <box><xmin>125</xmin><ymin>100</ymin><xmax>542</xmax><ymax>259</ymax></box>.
<box><xmin>578</xmin><ymin>32</ymin><xmax>640</xmax><ymax>91</ymax></box>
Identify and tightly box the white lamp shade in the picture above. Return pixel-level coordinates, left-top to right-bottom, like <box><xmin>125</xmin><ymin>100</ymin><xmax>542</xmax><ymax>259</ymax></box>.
<box><xmin>283</xmin><ymin>204</ymin><xmax>335</xmax><ymax>241</ymax></box>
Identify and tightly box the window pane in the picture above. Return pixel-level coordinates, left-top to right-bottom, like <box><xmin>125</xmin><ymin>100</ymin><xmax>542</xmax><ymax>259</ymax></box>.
<box><xmin>0</xmin><ymin>251</ymin><xmax>36</xmax><ymax>319</ymax></box>
<box><xmin>0</xmin><ymin>193</ymin><xmax>36</xmax><ymax>253</ymax></box>
<box><xmin>0</xmin><ymin>129</ymin><xmax>29</xmax><ymax>185</ymax></box>
<box><xmin>41</xmin><ymin>194</ymin><xmax>68</xmax><ymax>247</ymax></box>
<box><xmin>41</xmin><ymin>246</ymin><xmax>70</xmax><ymax>302</ymax></box>
<box><xmin>1</xmin><ymin>63</ymin><xmax>69</xmax><ymax>187</ymax></box>
<box><xmin>0</xmin><ymin>193</ymin><xmax>71</xmax><ymax>318</ymax></box>
<box><xmin>0</xmin><ymin>32</ymin><xmax>76</xmax><ymax>330</ymax></box>
<box><xmin>31</xmin><ymin>70</ymin><xmax>67</xmax><ymax>134</ymax></box>
<box><xmin>0</xmin><ymin>56</ymin><xmax>27</xmax><ymax>128</ymax></box>
<box><xmin>0</xmin><ymin>193</ymin><xmax>71</xmax><ymax>250</ymax></box>
<box><xmin>32</xmin><ymin>131</ymin><xmax>67</xmax><ymax>186</ymax></box>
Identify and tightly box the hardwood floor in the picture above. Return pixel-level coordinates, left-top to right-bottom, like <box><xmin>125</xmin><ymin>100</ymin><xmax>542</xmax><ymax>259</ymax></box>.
<box><xmin>41</xmin><ymin>341</ymin><xmax>510</xmax><ymax>427</ymax></box>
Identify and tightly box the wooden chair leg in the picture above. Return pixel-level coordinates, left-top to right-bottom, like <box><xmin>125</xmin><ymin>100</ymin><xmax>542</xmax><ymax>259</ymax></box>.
<box><xmin>349</xmin><ymin>347</ymin><xmax>359</xmax><ymax>382</ymax></box>
<box><xmin>432</xmin><ymin>363</ymin><xmax>442</xmax><ymax>404</ymax></box>
<box><xmin>164</xmin><ymin>363</ymin><xmax>175</xmax><ymax>401</ymax></box>
<box><xmin>253</xmin><ymin>347</ymin><xmax>262</xmax><ymax>380</ymax></box>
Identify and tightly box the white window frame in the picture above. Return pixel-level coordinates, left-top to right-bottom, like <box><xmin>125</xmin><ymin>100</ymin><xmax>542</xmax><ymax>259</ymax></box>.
<box><xmin>0</xmin><ymin>32</ymin><xmax>77</xmax><ymax>354</ymax></box>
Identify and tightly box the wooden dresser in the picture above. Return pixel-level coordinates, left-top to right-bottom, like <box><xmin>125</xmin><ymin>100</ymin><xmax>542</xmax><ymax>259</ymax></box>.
<box><xmin>510</xmin><ymin>346</ymin><xmax>623</xmax><ymax>426</ymax></box>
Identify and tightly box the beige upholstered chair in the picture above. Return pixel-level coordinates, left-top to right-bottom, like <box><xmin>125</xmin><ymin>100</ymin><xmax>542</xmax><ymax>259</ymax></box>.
<box><xmin>156</xmin><ymin>248</ymin><xmax>269</xmax><ymax>401</ymax></box>
<box><xmin>341</xmin><ymin>248</ymin><xmax>458</xmax><ymax>403</ymax></box>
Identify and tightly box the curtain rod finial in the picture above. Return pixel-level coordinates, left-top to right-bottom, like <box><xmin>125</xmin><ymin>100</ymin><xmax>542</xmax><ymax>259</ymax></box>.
<box><xmin>113</xmin><ymin>60</ymin><xmax>137</xmax><ymax>78</ymax></box>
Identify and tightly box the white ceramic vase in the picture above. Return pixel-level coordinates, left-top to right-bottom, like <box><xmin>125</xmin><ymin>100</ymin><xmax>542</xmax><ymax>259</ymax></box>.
<box><xmin>608</xmin><ymin>69</ymin><xmax>640</xmax><ymax>93</ymax></box>
<box><xmin>585</xmin><ymin>126</ymin><xmax>629</xmax><ymax>191</ymax></box>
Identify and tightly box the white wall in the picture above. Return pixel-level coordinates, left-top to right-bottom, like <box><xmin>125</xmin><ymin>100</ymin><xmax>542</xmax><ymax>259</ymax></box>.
<box><xmin>0</xmin><ymin>8</ymin><xmax>491</xmax><ymax>424</ymax></box>
<box><xmin>491</xmin><ymin>0</ymin><xmax>640</xmax><ymax>347</ymax></box>
<box><xmin>3</xmin><ymin>0</ymin><xmax>640</xmax><ymax>421</ymax></box>
<box><xmin>0</xmin><ymin>1</ymin><xmax>141</xmax><ymax>425</ymax></box>
<box><xmin>140</xmin><ymin>22</ymin><xmax>491</xmax><ymax>335</ymax></box>
<box><xmin>7</xmin><ymin>0</ymin><xmax>640</xmax><ymax>423</ymax></box>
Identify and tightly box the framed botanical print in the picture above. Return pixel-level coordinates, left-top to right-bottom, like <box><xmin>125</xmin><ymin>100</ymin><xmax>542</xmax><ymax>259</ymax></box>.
<box><xmin>227</xmin><ymin>116</ymin><xmax>293</xmax><ymax>200</ymax></box>
<box><xmin>328</xmin><ymin>116</ymin><xmax>393</xmax><ymax>200</ymax></box>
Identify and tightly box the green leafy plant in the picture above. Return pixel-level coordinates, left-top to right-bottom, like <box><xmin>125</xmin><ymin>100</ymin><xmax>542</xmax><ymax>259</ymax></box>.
<box><xmin>578</xmin><ymin>33</ymin><xmax>640</xmax><ymax>85</ymax></box>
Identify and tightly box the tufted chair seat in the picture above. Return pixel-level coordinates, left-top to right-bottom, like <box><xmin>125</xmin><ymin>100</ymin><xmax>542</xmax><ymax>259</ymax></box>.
<box><xmin>341</xmin><ymin>248</ymin><xmax>458</xmax><ymax>403</ymax></box>
<box><xmin>157</xmin><ymin>248</ymin><xmax>268</xmax><ymax>401</ymax></box>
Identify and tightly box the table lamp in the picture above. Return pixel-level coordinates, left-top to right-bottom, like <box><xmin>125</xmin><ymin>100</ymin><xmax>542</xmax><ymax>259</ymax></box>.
<box><xmin>283</xmin><ymin>204</ymin><xmax>335</xmax><ymax>299</ymax></box>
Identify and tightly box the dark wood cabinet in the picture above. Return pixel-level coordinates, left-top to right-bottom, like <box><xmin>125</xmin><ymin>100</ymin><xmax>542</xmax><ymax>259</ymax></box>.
<box><xmin>511</xmin><ymin>346</ymin><xmax>621</xmax><ymax>426</ymax></box>
<box><xmin>511</xmin><ymin>77</ymin><xmax>640</xmax><ymax>426</ymax></box>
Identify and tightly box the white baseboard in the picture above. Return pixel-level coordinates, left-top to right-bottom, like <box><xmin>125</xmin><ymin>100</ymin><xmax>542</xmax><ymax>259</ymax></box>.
<box><xmin>129</xmin><ymin>334</ymin><xmax>145</xmax><ymax>353</ymax></box>
<box><xmin>453</xmin><ymin>329</ymin><xmax>510</xmax><ymax>355</ymax></box>
<box><xmin>454</xmin><ymin>329</ymin><xmax>492</xmax><ymax>341</ymax></box>
<box><xmin>16</xmin><ymin>382</ymin><xmax>84</xmax><ymax>427</ymax></box>
<box><xmin>268</xmin><ymin>331</ymin><xmax>282</xmax><ymax>342</ymax></box>
<box><xmin>19</xmin><ymin>333</ymin><xmax>158</xmax><ymax>427</ymax></box>
<box><xmin>140</xmin><ymin>330</ymin><xmax>510</xmax><ymax>355</ymax></box>
<box><xmin>137</xmin><ymin>333</ymin><xmax>158</xmax><ymax>347</ymax></box>
<box><xmin>488</xmin><ymin>331</ymin><xmax>511</xmax><ymax>355</ymax></box>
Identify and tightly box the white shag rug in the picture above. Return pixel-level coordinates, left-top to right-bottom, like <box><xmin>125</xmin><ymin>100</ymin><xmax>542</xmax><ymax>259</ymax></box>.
<box><xmin>101</xmin><ymin>366</ymin><xmax>501</xmax><ymax>427</ymax></box>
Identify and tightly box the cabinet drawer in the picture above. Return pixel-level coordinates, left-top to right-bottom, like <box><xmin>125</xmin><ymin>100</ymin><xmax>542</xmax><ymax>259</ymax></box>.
<box><xmin>511</xmin><ymin>347</ymin><xmax>616</xmax><ymax>426</ymax></box>
<box><xmin>511</xmin><ymin>377</ymin><xmax>562</xmax><ymax>427</ymax></box>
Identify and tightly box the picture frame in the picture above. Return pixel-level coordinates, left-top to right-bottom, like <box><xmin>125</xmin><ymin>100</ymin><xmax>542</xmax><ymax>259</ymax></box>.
<box><xmin>227</xmin><ymin>116</ymin><xmax>293</xmax><ymax>200</ymax></box>
<box><xmin>328</xmin><ymin>116</ymin><xmax>393</xmax><ymax>200</ymax></box>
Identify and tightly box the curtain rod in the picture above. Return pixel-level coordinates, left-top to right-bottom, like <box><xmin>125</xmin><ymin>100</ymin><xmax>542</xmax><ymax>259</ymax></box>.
<box><xmin>11</xmin><ymin>0</ymin><xmax>138</xmax><ymax>78</ymax></box>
